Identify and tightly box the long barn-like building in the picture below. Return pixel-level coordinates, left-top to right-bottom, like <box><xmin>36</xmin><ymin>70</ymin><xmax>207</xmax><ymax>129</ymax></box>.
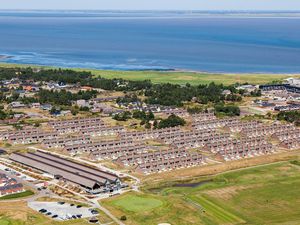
<box><xmin>9</xmin><ymin>151</ymin><xmax>121</xmax><ymax>194</ymax></box>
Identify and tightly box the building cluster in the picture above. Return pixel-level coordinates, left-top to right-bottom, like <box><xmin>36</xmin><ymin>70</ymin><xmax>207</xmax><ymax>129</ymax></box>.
<box><xmin>0</xmin><ymin>173</ymin><xmax>24</xmax><ymax>197</ymax></box>
<box><xmin>115</xmin><ymin>148</ymin><xmax>204</xmax><ymax>174</ymax></box>
<box><xmin>116</xmin><ymin>100</ymin><xmax>190</xmax><ymax>117</ymax></box>
<box><xmin>0</xmin><ymin>128</ymin><xmax>58</xmax><ymax>144</ymax></box>
<box><xmin>274</xmin><ymin>104</ymin><xmax>300</xmax><ymax>112</ymax></box>
<box><xmin>260</xmin><ymin>84</ymin><xmax>300</xmax><ymax>94</ymax></box>
<box><xmin>0</xmin><ymin>117</ymin><xmax>124</xmax><ymax>145</ymax></box>
<box><xmin>1</xmin><ymin>111</ymin><xmax>299</xmax><ymax>175</ymax></box>
<box><xmin>272</xmin><ymin>129</ymin><xmax>300</xmax><ymax>150</ymax></box>
<box><xmin>259</xmin><ymin>83</ymin><xmax>300</xmax><ymax>109</ymax></box>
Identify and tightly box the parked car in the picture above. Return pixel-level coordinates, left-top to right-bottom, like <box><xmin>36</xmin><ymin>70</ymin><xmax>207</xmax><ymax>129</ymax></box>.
<box><xmin>91</xmin><ymin>210</ymin><xmax>99</xmax><ymax>215</ymax></box>
<box><xmin>39</xmin><ymin>209</ymin><xmax>47</xmax><ymax>213</ymax></box>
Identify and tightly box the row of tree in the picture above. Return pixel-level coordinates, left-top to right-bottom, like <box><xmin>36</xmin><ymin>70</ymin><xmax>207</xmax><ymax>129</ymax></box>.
<box><xmin>277</xmin><ymin>111</ymin><xmax>300</xmax><ymax>126</ymax></box>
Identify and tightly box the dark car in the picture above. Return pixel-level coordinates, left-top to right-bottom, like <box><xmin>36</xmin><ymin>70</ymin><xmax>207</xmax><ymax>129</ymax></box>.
<box><xmin>58</xmin><ymin>202</ymin><xmax>65</xmax><ymax>205</ymax></box>
<box><xmin>91</xmin><ymin>210</ymin><xmax>99</xmax><ymax>215</ymax></box>
<box><xmin>76</xmin><ymin>205</ymin><xmax>82</xmax><ymax>208</ymax></box>
<box><xmin>52</xmin><ymin>215</ymin><xmax>58</xmax><ymax>218</ymax></box>
<box><xmin>46</xmin><ymin>212</ymin><xmax>52</xmax><ymax>216</ymax></box>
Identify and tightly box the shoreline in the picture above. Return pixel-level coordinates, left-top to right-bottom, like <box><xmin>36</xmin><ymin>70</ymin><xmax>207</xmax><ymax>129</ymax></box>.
<box><xmin>0</xmin><ymin>62</ymin><xmax>300</xmax><ymax>77</ymax></box>
<box><xmin>0</xmin><ymin>55</ymin><xmax>12</xmax><ymax>60</ymax></box>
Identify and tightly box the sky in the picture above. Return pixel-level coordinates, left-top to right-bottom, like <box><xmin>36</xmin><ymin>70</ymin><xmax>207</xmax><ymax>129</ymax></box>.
<box><xmin>1</xmin><ymin>0</ymin><xmax>300</xmax><ymax>11</ymax></box>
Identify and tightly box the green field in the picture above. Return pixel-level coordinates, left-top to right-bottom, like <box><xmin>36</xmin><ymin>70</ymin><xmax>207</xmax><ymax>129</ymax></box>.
<box><xmin>103</xmin><ymin>160</ymin><xmax>300</xmax><ymax>225</ymax></box>
<box><xmin>0</xmin><ymin>190</ymin><xmax>34</xmax><ymax>200</ymax></box>
<box><xmin>111</xmin><ymin>195</ymin><xmax>163</xmax><ymax>212</ymax></box>
<box><xmin>103</xmin><ymin>192</ymin><xmax>204</xmax><ymax>225</ymax></box>
<box><xmin>1</xmin><ymin>63</ymin><xmax>300</xmax><ymax>85</ymax></box>
<box><xmin>90</xmin><ymin>70</ymin><xmax>300</xmax><ymax>85</ymax></box>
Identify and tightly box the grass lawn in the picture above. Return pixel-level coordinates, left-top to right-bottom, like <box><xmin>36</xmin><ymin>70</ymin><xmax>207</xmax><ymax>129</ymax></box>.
<box><xmin>161</xmin><ymin>161</ymin><xmax>300</xmax><ymax>225</ymax></box>
<box><xmin>189</xmin><ymin>195</ymin><xmax>245</xmax><ymax>224</ymax></box>
<box><xmin>111</xmin><ymin>195</ymin><xmax>163</xmax><ymax>212</ymax></box>
<box><xmin>1</xmin><ymin>63</ymin><xmax>300</xmax><ymax>85</ymax></box>
<box><xmin>0</xmin><ymin>190</ymin><xmax>34</xmax><ymax>200</ymax></box>
<box><xmin>102</xmin><ymin>192</ymin><xmax>204</xmax><ymax>225</ymax></box>
<box><xmin>103</xmin><ymin>160</ymin><xmax>300</xmax><ymax>225</ymax></box>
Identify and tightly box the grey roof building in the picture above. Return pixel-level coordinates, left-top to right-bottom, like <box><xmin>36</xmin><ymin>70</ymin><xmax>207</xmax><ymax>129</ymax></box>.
<box><xmin>9</xmin><ymin>151</ymin><xmax>121</xmax><ymax>193</ymax></box>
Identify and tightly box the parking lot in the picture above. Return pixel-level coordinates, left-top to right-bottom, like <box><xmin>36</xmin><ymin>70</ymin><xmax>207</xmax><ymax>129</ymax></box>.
<box><xmin>28</xmin><ymin>201</ymin><xmax>98</xmax><ymax>220</ymax></box>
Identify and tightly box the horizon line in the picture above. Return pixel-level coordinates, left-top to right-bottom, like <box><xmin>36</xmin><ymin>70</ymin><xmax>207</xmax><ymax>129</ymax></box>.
<box><xmin>1</xmin><ymin>9</ymin><xmax>300</xmax><ymax>12</ymax></box>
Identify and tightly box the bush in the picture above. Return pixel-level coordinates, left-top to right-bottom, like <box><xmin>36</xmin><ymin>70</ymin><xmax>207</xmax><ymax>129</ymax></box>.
<box><xmin>120</xmin><ymin>215</ymin><xmax>127</xmax><ymax>221</ymax></box>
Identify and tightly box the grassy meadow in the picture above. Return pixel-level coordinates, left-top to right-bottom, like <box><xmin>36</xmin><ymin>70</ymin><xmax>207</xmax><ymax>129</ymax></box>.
<box><xmin>1</xmin><ymin>63</ymin><xmax>300</xmax><ymax>85</ymax></box>
<box><xmin>90</xmin><ymin>69</ymin><xmax>300</xmax><ymax>85</ymax></box>
<box><xmin>0</xmin><ymin>190</ymin><xmax>34</xmax><ymax>200</ymax></box>
<box><xmin>102</xmin><ymin>160</ymin><xmax>300</xmax><ymax>225</ymax></box>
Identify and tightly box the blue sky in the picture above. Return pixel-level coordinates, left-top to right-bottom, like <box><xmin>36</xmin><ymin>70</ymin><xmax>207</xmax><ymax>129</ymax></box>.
<box><xmin>1</xmin><ymin>0</ymin><xmax>300</xmax><ymax>10</ymax></box>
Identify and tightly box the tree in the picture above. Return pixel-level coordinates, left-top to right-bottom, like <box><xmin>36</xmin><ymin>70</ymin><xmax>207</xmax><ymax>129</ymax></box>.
<box><xmin>132</xmin><ymin>110</ymin><xmax>146</xmax><ymax>120</ymax></box>
<box><xmin>277</xmin><ymin>111</ymin><xmax>300</xmax><ymax>126</ymax></box>
<box><xmin>158</xmin><ymin>114</ymin><xmax>186</xmax><ymax>129</ymax></box>
<box><xmin>113</xmin><ymin>111</ymin><xmax>132</xmax><ymax>121</ymax></box>
<box><xmin>50</xmin><ymin>107</ymin><xmax>60</xmax><ymax>115</ymax></box>
<box><xmin>214</xmin><ymin>104</ymin><xmax>240</xmax><ymax>116</ymax></box>
<box><xmin>146</xmin><ymin>111</ymin><xmax>155</xmax><ymax>121</ymax></box>
<box><xmin>145</xmin><ymin>122</ymin><xmax>151</xmax><ymax>129</ymax></box>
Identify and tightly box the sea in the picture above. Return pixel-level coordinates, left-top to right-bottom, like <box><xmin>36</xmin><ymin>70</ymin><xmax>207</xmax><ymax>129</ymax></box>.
<box><xmin>1</xmin><ymin>10</ymin><xmax>300</xmax><ymax>73</ymax></box>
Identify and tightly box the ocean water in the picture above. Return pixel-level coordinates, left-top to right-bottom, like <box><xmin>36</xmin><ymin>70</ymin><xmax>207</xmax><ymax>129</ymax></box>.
<box><xmin>1</xmin><ymin>11</ymin><xmax>300</xmax><ymax>73</ymax></box>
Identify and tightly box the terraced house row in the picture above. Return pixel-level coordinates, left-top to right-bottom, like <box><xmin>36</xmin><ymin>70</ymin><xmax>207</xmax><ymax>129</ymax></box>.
<box><xmin>115</xmin><ymin>148</ymin><xmax>205</xmax><ymax>174</ymax></box>
<box><xmin>135</xmin><ymin>152</ymin><xmax>205</xmax><ymax>174</ymax></box>
<box><xmin>240</xmin><ymin>123</ymin><xmax>296</xmax><ymax>137</ymax></box>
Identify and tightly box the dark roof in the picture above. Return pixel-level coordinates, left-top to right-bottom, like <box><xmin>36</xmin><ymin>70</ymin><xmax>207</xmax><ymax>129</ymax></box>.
<box><xmin>0</xmin><ymin>149</ymin><xmax>7</xmax><ymax>155</ymax></box>
<box><xmin>259</xmin><ymin>84</ymin><xmax>300</xmax><ymax>93</ymax></box>
<box><xmin>0</xmin><ymin>183</ymin><xmax>23</xmax><ymax>191</ymax></box>
<box><xmin>9</xmin><ymin>151</ymin><xmax>119</xmax><ymax>189</ymax></box>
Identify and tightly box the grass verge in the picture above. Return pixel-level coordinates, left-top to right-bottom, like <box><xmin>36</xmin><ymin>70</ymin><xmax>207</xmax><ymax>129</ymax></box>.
<box><xmin>0</xmin><ymin>190</ymin><xmax>34</xmax><ymax>200</ymax></box>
